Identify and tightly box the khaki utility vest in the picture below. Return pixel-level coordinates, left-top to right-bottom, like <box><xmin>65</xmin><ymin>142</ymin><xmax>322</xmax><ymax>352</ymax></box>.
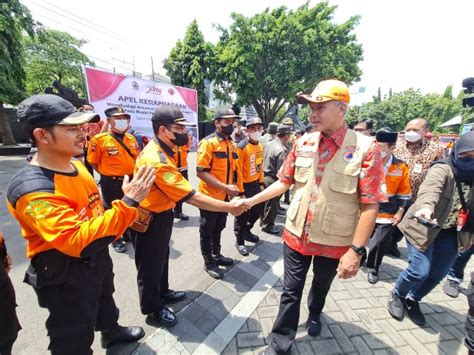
<box><xmin>284</xmin><ymin>129</ymin><xmax>373</xmax><ymax>246</ymax></box>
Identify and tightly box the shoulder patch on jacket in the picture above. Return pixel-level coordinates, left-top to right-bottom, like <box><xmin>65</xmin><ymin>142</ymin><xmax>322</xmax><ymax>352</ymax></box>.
<box><xmin>7</xmin><ymin>166</ymin><xmax>55</xmax><ymax>208</ymax></box>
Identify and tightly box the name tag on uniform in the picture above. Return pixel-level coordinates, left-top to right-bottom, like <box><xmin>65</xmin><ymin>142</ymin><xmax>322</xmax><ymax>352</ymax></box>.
<box><xmin>297</xmin><ymin>144</ymin><xmax>316</xmax><ymax>158</ymax></box>
<box><xmin>413</xmin><ymin>163</ymin><xmax>423</xmax><ymax>174</ymax></box>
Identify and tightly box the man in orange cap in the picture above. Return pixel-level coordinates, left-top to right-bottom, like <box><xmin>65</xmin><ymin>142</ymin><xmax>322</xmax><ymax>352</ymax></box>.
<box><xmin>238</xmin><ymin>79</ymin><xmax>385</xmax><ymax>353</ymax></box>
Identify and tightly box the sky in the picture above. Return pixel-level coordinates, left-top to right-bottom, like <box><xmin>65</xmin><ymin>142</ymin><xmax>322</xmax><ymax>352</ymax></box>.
<box><xmin>21</xmin><ymin>0</ymin><xmax>474</xmax><ymax>105</ymax></box>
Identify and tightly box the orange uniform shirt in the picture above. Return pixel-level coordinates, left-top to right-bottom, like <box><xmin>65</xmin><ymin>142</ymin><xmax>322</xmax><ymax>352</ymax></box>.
<box><xmin>172</xmin><ymin>140</ymin><xmax>191</xmax><ymax>171</ymax></box>
<box><xmin>237</xmin><ymin>139</ymin><xmax>264</xmax><ymax>187</ymax></box>
<box><xmin>6</xmin><ymin>160</ymin><xmax>138</xmax><ymax>259</ymax></box>
<box><xmin>87</xmin><ymin>132</ymin><xmax>138</xmax><ymax>176</ymax></box>
<box><xmin>135</xmin><ymin>138</ymin><xmax>195</xmax><ymax>213</ymax></box>
<box><xmin>196</xmin><ymin>131</ymin><xmax>242</xmax><ymax>201</ymax></box>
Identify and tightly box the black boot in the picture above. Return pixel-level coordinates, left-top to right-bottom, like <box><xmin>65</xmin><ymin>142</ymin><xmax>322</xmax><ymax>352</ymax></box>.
<box><xmin>203</xmin><ymin>255</ymin><xmax>223</xmax><ymax>279</ymax></box>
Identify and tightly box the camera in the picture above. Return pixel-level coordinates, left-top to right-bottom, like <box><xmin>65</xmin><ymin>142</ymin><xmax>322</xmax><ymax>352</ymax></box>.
<box><xmin>462</xmin><ymin>77</ymin><xmax>474</xmax><ymax>107</ymax></box>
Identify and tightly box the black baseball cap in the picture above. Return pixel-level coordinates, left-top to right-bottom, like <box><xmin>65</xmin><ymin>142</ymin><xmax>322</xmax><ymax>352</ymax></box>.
<box><xmin>214</xmin><ymin>107</ymin><xmax>241</xmax><ymax>121</ymax></box>
<box><xmin>104</xmin><ymin>106</ymin><xmax>130</xmax><ymax>119</ymax></box>
<box><xmin>17</xmin><ymin>94</ymin><xmax>100</xmax><ymax>129</ymax></box>
<box><xmin>151</xmin><ymin>106</ymin><xmax>195</xmax><ymax>126</ymax></box>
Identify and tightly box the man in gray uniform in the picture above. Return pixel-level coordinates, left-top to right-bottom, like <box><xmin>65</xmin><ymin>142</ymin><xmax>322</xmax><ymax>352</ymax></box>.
<box><xmin>260</xmin><ymin>122</ymin><xmax>278</xmax><ymax>146</ymax></box>
<box><xmin>260</xmin><ymin>124</ymin><xmax>291</xmax><ymax>234</ymax></box>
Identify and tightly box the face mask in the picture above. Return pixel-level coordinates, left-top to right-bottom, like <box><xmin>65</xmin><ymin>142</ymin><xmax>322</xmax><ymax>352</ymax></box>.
<box><xmin>380</xmin><ymin>151</ymin><xmax>388</xmax><ymax>158</ymax></box>
<box><xmin>405</xmin><ymin>131</ymin><xmax>421</xmax><ymax>143</ymax></box>
<box><xmin>249</xmin><ymin>131</ymin><xmax>262</xmax><ymax>141</ymax></box>
<box><xmin>453</xmin><ymin>156</ymin><xmax>474</xmax><ymax>183</ymax></box>
<box><xmin>114</xmin><ymin>119</ymin><xmax>129</xmax><ymax>132</ymax></box>
<box><xmin>220</xmin><ymin>124</ymin><xmax>234</xmax><ymax>137</ymax></box>
<box><xmin>171</xmin><ymin>132</ymin><xmax>189</xmax><ymax>147</ymax></box>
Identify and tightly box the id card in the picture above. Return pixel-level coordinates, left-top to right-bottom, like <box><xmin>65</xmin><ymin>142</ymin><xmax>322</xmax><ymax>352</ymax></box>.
<box><xmin>413</xmin><ymin>163</ymin><xmax>423</xmax><ymax>174</ymax></box>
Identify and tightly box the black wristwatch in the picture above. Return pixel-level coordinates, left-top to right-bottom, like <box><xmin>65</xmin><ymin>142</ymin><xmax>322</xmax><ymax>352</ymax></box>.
<box><xmin>350</xmin><ymin>244</ymin><xmax>366</xmax><ymax>256</ymax></box>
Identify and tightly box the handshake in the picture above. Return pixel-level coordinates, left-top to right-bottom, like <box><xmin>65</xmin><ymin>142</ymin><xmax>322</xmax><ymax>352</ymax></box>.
<box><xmin>227</xmin><ymin>197</ymin><xmax>253</xmax><ymax>216</ymax></box>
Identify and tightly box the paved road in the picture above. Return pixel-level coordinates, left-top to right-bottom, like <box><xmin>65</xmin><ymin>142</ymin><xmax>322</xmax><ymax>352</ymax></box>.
<box><xmin>0</xmin><ymin>153</ymin><xmax>270</xmax><ymax>354</ymax></box>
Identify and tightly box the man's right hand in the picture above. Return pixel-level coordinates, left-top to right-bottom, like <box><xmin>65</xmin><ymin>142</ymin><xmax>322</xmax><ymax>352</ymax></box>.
<box><xmin>224</xmin><ymin>184</ymin><xmax>240</xmax><ymax>198</ymax></box>
<box><xmin>122</xmin><ymin>165</ymin><xmax>156</xmax><ymax>203</ymax></box>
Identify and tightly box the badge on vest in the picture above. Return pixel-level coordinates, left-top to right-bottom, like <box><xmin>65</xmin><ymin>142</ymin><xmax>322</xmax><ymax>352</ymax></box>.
<box><xmin>342</xmin><ymin>148</ymin><xmax>359</xmax><ymax>163</ymax></box>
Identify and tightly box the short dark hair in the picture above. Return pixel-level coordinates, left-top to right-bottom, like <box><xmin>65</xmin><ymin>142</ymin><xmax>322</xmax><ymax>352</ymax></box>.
<box><xmin>152</xmin><ymin>121</ymin><xmax>172</xmax><ymax>135</ymax></box>
<box><xmin>357</xmin><ymin>119</ymin><xmax>373</xmax><ymax>130</ymax></box>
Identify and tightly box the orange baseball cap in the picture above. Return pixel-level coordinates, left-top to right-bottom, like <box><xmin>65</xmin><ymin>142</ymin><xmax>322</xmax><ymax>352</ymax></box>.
<box><xmin>297</xmin><ymin>79</ymin><xmax>350</xmax><ymax>104</ymax></box>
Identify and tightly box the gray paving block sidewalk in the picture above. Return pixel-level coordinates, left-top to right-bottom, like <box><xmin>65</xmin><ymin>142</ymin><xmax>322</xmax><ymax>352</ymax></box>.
<box><xmin>227</xmin><ymin>240</ymin><xmax>473</xmax><ymax>355</ymax></box>
<box><xmin>135</xmin><ymin>227</ymin><xmax>472</xmax><ymax>355</ymax></box>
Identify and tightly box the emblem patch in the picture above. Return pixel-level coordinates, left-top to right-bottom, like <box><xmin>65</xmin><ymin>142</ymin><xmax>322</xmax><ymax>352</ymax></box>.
<box><xmin>26</xmin><ymin>200</ymin><xmax>53</xmax><ymax>219</ymax></box>
<box><xmin>342</xmin><ymin>150</ymin><xmax>358</xmax><ymax>163</ymax></box>
<box><xmin>163</xmin><ymin>172</ymin><xmax>177</xmax><ymax>184</ymax></box>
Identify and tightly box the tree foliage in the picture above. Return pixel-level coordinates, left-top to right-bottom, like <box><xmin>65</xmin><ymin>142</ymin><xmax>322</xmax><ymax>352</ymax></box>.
<box><xmin>164</xmin><ymin>20</ymin><xmax>214</xmax><ymax>121</ymax></box>
<box><xmin>23</xmin><ymin>29</ymin><xmax>93</xmax><ymax>97</ymax></box>
<box><xmin>0</xmin><ymin>0</ymin><xmax>35</xmax><ymax>104</ymax></box>
<box><xmin>213</xmin><ymin>2</ymin><xmax>363</xmax><ymax>125</ymax></box>
<box><xmin>346</xmin><ymin>87</ymin><xmax>469</xmax><ymax>133</ymax></box>
<box><xmin>0</xmin><ymin>0</ymin><xmax>36</xmax><ymax>145</ymax></box>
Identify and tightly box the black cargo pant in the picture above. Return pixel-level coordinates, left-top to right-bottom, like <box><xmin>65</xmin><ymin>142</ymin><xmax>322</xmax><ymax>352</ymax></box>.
<box><xmin>365</xmin><ymin>224</ymin><xmax>394</xmax><ymax>272</ymax></box>
<box><xmin>199</xmin><ymin>209</ymin><xmax>228</xmax><ymax>264</ymax></box>
<box><xmin>271</xmin><ymin>244</ymin><xmax>339</xmax><ymax>353</ymax></box>
<box><xmin>260</xmin><ymin>176</ymin><xmax>280</xmax><ymax>229</ymax></box>
<box><xmin>234</xmin><ymin>181</ymin><xmax>264</xmax><ymax>244</ymax></box>
<box><xmin>0</xmin><ymin>262</ymin><xmax>21</xmax><ymax>355</ymax></box>
<box><xmin>131</xmin><ymin>209</ymin><xmax>173</xmax><ymax>315</ymax></box>
<box><xmin>32</xmin><ymin>248</ymin><xmax>119</xmax><ymax>355</ymax></box>
<box><xmin>100</xmin><ymin>175</ymin><xmax>131</xmax><ymax>241</ymax></box>
<box><xmin>173</xmin><ymin>170</ymin><xmax>188</xmax><ymax>215</ymax></box>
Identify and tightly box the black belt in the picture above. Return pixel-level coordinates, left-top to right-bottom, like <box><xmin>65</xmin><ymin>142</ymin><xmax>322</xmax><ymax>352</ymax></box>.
<box><xmin>101</xmin><ymin>175</ymin><xmax>124</xmax><ymax>181</ymax></box>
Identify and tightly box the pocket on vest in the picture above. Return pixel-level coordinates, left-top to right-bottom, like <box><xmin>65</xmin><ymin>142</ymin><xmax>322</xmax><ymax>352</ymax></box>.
<box><xmin>294</xmin><ymin>156</ymin><xmax>313</xmax><ymax>183</ymax></box>
<box><xmin>322</xmin><ymin>202</ymin><xmax>358</xmax><ymax>237</ymax></box>
<box><xmin>287</xmin><ymin>189</ymin><xmax>304</xmax><ymax>221</ymax></box>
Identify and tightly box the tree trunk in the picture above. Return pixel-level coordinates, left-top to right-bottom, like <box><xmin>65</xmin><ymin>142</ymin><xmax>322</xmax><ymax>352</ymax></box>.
<box><xmin>0</xmin><ymin>101</ymin><xmax>17</xmax><ymax>145</ymax></box>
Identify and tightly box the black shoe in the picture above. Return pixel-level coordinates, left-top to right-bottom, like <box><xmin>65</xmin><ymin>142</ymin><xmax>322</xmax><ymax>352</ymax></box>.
<box><xmin>307</xmin><ymin>315</ymin><xmax>322</xmax><ymax>337</ymax></box>
<box><xmin>261</xmin><ymin>225</ymin><xmax>282</xmax><ymax>235</ymax></box>
<box><xmin>443</xmin><ymin>279</ymin><xmax>461</xmax><ymax>298</ymax></box>
<box><xmin>387</xmin><ymin>245</ymin><xmax>401</xmax><ymax>258</ymax></box>
<box><xmin>112</xmin><ymin>239</ymin><xmax>127</xmax><ymax>253</ymax></box>
<box><xmin>204</xmin><ymin>264</ymin><xmax>223</xmax><ymax>279</ymax></box>
<box><xmin>367</xmin><ymin>271</ymin><xmax>379</xmax><ymax>284</ymax></box>
<box><xmin>388</xmin><ymin>290</ymin><xmax>405</xmax><ymax>320</ymax></box>
<box><xmin>213</xmin><ymin>254</ymin><xmax>234</xmax><ymax>266</ymax></box>
<box><xmin>236</xmin><ymin>243</ymin><xmax>249</xmax><ymax>256</ymax></box>
<box><xmin>147</xmin><ymin>307</ymin><xmax>177</xmax><ymax>328</ymax></box>
<box><xmin>174</xmin><ymin>212</ymin><xmax>189</xmax><ymax>221</ymax></box>
<box><xmin>101</xmin><ymin>324</ymin><xmax>145</xmax><ymax>348</ymax></box>
<box><xmin>161</xmin><ymin>289</ymin><xmax>186</xmax><ymax>303</ymax></box>
<box><xmin>244</xmin><ymin>232</ymin><xmax>260</xmax><ymax>243</ymax></box>
<box><xmin>403</xmin><ymin>298</ymin><xmax>425</xmax><ymax>326</ymax></box>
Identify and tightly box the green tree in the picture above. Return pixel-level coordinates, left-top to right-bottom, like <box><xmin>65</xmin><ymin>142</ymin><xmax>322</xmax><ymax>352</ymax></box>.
<box><xmin>0</xmin><ymin>0</ymin><xmax>35</xmax><ymax>145</ymax></box>
<box><xmin>213</xmin><ymin>2</ymin><xmax>363</xmax><ymax>125</ymax></box>
<box><xmin>164</xmin><ymin>20</ymin><xmax>214</xmax><ymax>121</ymax></box>
<box><xmin>23</xmin><ymin>29</ymin><xmax>93</xmax><ymax>97</ymax></box>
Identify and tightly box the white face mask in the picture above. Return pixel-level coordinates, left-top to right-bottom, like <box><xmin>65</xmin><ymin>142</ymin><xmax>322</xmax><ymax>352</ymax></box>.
<box><xmin>380</xmin><ymin>151</ymin><xmax>388</xmax><ymax>158</ymax></box>
<box><xmin>249</xmin><ymin>131</ymin><xmax>262</xmax><ymax>141</ymax></box>
<box><xmin>405</xmin><ymin>131</ymin><xmax>421</xmax><ymax>143</ymax></box>
<box><xmin>114</xmin><ymin>119</ymin><xmax>129</xmax><ymax>132</ymax></box>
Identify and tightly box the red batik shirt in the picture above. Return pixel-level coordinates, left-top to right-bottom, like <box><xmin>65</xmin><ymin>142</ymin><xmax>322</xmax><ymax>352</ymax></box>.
<box><xmin>278</xmin><ymin>124</ymin><xmax>385</xmax><ymax>258</ymax></box>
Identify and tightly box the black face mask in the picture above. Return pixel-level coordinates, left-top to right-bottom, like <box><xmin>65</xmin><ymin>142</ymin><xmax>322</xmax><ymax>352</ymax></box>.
<box><xmin>171</xmin><ymin>132</ymin><xmax>189</xmax><ymax>147</ymax></box>
<box><xmin>220</xmin><ymin>124</ymin><xmax>234</xmax><ymax>137</ymax></box>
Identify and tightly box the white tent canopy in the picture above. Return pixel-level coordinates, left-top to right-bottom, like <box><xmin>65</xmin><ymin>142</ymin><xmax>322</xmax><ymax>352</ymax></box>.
<box><xmin>438</xmin><ymin>115</ymin><xmax>462</xmax><ymax>128</ymax></box>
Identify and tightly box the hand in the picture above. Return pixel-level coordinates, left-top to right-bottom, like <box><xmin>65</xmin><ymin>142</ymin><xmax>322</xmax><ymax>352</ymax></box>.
<box><xmin>415</xmin><ymin>208</ymin><xmax>436</xmax><ymax>223</ymax></box>
<box><xmin>122</xmin><ymin>165</ymin><xmax>156</xmax><ymax>203</ymax></box>
<box><xmin>228</xmin><ymin>197</ymin><xmax>251</xmax><ymax>216</ymax></box>
<box><xmin>392</xmin><ymin>210</ymin><xmax>404</xmax><ymax>226</ymax></box>
<box><xmin>224</xmin><ymin>184</ymin><xmax>240</xmax><ymax>198</ymax></box>
<box><xmin>5</xmin><ymin>254</ymin><xmax>12</xmax><ymax>273</ymax></box>
<box><xmin>337</xmin><ymin>249</ymin><xmax>362</xmax><ymax>279</ymax></box>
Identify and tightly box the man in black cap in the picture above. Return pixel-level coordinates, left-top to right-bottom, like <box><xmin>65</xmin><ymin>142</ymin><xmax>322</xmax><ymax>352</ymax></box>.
<box><xmin>260</xmin><ymin>124</ymin><xmax>291</xmax><ymax>234</ymax></box>
<box><xmin>363</xmin><ymin>129</ymin><xmax>411</xmax><ymax>284</ymax></box>
<box><xmin>196</xmin><ymin>107</ymin><xmax>243</xmax><ymax>278</ymax></box>
<box><xmin>87</xmin><ymin>106</ymin><xmax>139</xmax><ymax>253</ymax></box>
<box><xmin>132</xmin><ymin>105</ymin><xmax>247</xmax><ymax>324</ymax></box>
<box><xmin>6</xmin><ymin>94</ymin><xmax>156</xmax><ymax>354</ymax></box>
<box><xmin>234</xmin><ymin>116</ymin><xmax>265</xmax><ymax>255</ymax></box>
